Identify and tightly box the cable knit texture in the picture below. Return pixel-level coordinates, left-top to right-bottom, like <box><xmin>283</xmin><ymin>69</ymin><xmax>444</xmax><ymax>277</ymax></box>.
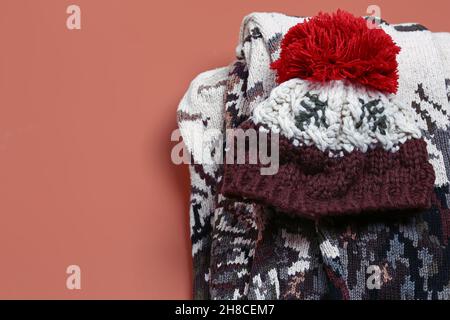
<box><xmin>222</xmin><ymin>11</ymin><xmax>436</xmax><ymax>219</ymax></box>
<box><xmin>252</xmin><ymin>79</ymin><xmax>421</xmax><ymax>155</ymax></box>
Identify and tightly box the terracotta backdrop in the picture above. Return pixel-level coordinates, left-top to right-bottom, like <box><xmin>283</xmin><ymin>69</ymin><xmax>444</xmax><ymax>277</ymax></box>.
<box><xmin>0</xmin><ymin>0</ymin><xmax>449</xmax><ymax>299</ymax></box>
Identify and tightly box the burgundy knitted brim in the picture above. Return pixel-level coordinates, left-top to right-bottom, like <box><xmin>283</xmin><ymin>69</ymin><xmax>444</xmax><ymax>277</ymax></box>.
<box><xmin>221</xmin><ymin>122</ymin><xmax>436</xmax><ymax>219</ymax></box>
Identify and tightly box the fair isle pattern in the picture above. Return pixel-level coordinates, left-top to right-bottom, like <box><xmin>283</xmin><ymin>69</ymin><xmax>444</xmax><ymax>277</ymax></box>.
<box><xmin>178</xmin><ymin>67</ymin><xmax>230</xmax><ymax>299</ymax></box>
<box><xmin>383</xmin><ymin>26</ymin><xmax>450</xmax><ymax>187</ymax></box>
<box><xmin>317</xmin><ymin>202</ymin><xmax>450</xmax><ymax>300</ymax></box>
<box><xmin>252</xmin><ymin>79</ymin><xmax>421</xmax><ymax>156</ymax></box>
<box><xmin>178</xmin><ymin>67</ymin><xmax>229</xmax><ymax>165</ymax></box>
<box><xmin>209</xmin><ymin>200</ymin><xmax>258</xmax><ymax>299</ymax></box>
<box><xmin>208</xmin><ymin>57</ymin><xmax>263</xmax><ymax>300</ymax></box>
<box><xmin>247</xmin><ymin>210</ymin><xmax>329</xmax><ymax>300</ymax></box>
<box><xmin>177</xmin><ymin>12</ymin><xmax>450</xmax><ymax>300</ymax></box>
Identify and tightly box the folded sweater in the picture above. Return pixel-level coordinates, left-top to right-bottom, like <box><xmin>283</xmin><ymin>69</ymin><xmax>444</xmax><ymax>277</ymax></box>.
<box><xmin>177</xmin><ymin>12</ymin><xmax>450</xmax><ymax>300</ymax></box>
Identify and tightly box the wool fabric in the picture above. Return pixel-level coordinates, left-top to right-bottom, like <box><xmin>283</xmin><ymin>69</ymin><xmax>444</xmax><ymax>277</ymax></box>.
<box><xmin>177</xmin><ymin>11</ymin><xmax>450</xmax><ymax>300</ymax></box>
<box><xmin>271</xmin><ymin>10</ymin><xmax>401</xmax><ymax>93</ymax></box>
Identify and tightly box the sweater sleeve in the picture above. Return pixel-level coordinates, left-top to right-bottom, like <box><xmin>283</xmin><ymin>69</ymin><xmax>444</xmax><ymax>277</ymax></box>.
<box><xmin>177</xmin><ymin>66</ymin><xmax>230</xmax><ymax>299</ymax></box>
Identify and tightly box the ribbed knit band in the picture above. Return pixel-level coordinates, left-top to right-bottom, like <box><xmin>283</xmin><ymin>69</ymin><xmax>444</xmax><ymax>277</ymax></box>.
<box><xmin>221</xmin><ymin>121</ymin><xmax>435</xmax><ymax>219</ymax></box>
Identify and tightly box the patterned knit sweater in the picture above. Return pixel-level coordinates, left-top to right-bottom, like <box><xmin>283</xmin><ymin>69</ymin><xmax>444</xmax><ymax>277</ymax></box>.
<box><xmin>177</xmin><ymin>12</ymin><xmax>450</xmax><ymax>300</ymax></box>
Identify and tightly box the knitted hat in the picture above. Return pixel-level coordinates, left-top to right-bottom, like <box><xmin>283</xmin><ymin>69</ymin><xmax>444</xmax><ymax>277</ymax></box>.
<box><xmin>221</xmin><ymin>10</ymin><xmax>436</xmax><ymax>219</ymax></box>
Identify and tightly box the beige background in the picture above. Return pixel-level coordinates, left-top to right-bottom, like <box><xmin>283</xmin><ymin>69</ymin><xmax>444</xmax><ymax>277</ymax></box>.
<box><xmin>0</xmin><ymin>0</ymin><xmax>449</xmax><ymax>299</ymax></box>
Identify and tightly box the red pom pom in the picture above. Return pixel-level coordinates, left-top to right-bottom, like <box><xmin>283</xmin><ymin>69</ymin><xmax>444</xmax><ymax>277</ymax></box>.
<box><xmin>271</xmin><ymin>10</ymin><xmax>401</xmax><ymax>93</ymax></box>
